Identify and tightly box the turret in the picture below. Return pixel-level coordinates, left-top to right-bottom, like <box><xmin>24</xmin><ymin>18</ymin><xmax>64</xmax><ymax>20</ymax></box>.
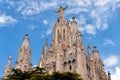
<box><xmin>15</xmin><ymin>34</ymin><xmax>32</xmax><ymax>71</ymax></box>
<box><xmin>93</xmin><ymin>45</ymin><xmax>99</xmax><ymax>60</ymax></box>
<box><xmin>70</xmin><ymin>17</ymin><xmax>78</xmax><ymax>33</ymax></box>
<box><xmin>52</xmin><ymin>15</ymin><xmax>69</xmax><ymax>50</ymax></box>
<box><xmin>69</xmin><ymin>17</ymin><xmax>82</xmax><ymax>47</ymax></box>
<box><xmin>4</xmin><ymin>56</ymin><xmax>12</xmax><ymax>77</ymax></box>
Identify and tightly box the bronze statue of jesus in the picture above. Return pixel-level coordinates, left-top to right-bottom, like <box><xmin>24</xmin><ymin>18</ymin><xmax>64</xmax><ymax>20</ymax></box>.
<box><xmin>54</xmin><ymin>6</ymin><xmax>68</xmax><ymax>18</ymax></box>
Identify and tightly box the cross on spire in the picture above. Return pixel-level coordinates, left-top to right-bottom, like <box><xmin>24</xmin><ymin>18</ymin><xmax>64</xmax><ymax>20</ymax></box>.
<box><xmin>54</xmin><ymin>6</ymin><xmax>68</xmax><ymax>18</ymax></box>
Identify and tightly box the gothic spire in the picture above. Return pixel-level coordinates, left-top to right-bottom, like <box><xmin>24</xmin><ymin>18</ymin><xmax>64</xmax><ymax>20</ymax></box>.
<box><xmin>4</xmin><ymin>56</ymin><xmax>12</xmax><ymax>77</ymax></box>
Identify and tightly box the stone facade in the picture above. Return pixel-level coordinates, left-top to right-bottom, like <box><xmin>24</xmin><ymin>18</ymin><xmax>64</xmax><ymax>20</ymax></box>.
<box><xmin>38</xmin><ymin>16</ymin><xmax>111</xmax><ymax>80</ymax></box>
<box><xmin>14</xmin><ymin>34</ymin><xmax>32</xmax><ymax>71</ymax></box>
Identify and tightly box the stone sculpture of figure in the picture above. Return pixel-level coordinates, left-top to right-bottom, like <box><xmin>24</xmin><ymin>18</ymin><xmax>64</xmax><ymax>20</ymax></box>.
<box><xmin>54</xmin><ymin>6</ymin><xmax>68</xmax><ymax>18</ymax></box>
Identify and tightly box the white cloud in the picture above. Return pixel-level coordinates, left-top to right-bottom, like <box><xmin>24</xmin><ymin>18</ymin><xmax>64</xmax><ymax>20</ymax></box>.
<box><xmin>46</xmin><ymin>28</ymin><xmax>52</xmax><ymax>35</ymax></box>
<box><xmin>65</xmin><ymin>0</ymin><xmax>120</xmax><ymax>35</ymax></box>
<box><xmin>43</xmin><ymin>20</ymin><xmax>48</xmax><ymax>25</ymax></box>
<box><xmin>85</xmin><ymin>24</ymin><xmax>96</xmax><ymax>35</ymax></box>
<box><xmin>66</xmin><ymin>7</ymin><xmax>88</xmax><ymax>14</ymax></box>
<box><xmin>103</xmin><ymin>39</ymin><xmax>115</xmax><ymax>46</ymax></box>
<box><xmin>29</xmin><ymin>25</ymin><xmax>38</xmax><ymax>30</ymax></box>
<box><xmin>104</xmin><ymin>55</ymin><xmax>119</xmax><ymax>67</ymax></box>
<box><xmin>0</xmin><ymin>14</ymin><xmax>17</xmax><ymax>26</ymax></box>
<box><xmin>111</xmin><ymin>67</ymin><xmax>120</xmax><ymax>80</ymax></box>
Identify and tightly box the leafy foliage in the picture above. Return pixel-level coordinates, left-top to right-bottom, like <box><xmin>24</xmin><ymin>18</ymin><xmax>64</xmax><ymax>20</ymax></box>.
<box><xmin>3</xmin><ymin>67</ymin><xmax>83</xmax><ymax>80</ymax></box>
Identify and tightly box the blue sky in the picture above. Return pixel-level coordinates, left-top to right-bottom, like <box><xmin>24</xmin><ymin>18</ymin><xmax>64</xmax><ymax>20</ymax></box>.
<box><xmin>0</xmin><ymin>0</ymin><xmax>120</xmax><ymax>79</ymax></box>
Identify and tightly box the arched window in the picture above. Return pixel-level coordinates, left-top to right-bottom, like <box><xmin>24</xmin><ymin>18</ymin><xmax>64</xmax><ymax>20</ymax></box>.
<box><xmin>63</xmin><ymin>29</ymin><xmax>65</xmax><ymax>41</ymax></box>
<box><xmin>70</xmin><ymin>65</ymin><xmax>72</xmax><ymax>70</ymax></box>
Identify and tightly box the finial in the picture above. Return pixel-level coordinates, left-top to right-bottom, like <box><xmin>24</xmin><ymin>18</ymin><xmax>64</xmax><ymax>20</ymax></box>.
<box><xmin>94</xmin><ymin>45</ymin><xmax>97</xmax><ymax>49</ymax></box>
<box><xmin>93</xmin><ymin>45</ymin><xmax>97</xmax><ymax>51</ymax></box>
<box><xmin>87</xmin><ymin>44</ymin><xmax>91</xmax><ymax>56</ymax></box>
<box><xmin>72</xmin><ymin>17</ymin><xmax>75</xmax><ymax>20</ymax></box>
<box><xmin>24</xmin><ymin>33</ymin><xmax>29</xmax><ymax>40</ymax></box>
<box><xmin>25</xmin><ymin>33</ymin><xmax>28</xmax><ymax>36</ymax></box>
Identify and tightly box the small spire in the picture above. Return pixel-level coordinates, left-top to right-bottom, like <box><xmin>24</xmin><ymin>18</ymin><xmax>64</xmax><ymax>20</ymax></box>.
<box><xmin>45</xmin><ymin>38</ymin><xmax>48</xmax><ymax>47</ymax></box>
<box><xmin>42</xmin><ymin>46</ymin><xmax>45</xmax><ymax>54</ymax></box>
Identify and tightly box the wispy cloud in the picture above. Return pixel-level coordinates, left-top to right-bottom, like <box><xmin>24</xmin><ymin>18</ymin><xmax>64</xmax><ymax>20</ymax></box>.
<box><xmin>103</xmin><ymin>39</ymin><xmax>115</xmax><ymax>46</ymax></box>
<box><xmin>46</xmin><ymin>24</ymin><xmax>54</xmax><ymax>35</ymax></box>
<box><xmin>43</xmin><ymin>20</ymin><xmax>48</xmax><ymax>25</ymax></box>
<box><xmin>6</xmin><ymin>0</ymin><xmax>57</xmax><ymax>16</ymax></box>
<box><xmin>0</xmin><ymin>14</ymin><xmax>17</xmax><ymax>27</ymax></box>
<box><xmin>104</xmin><ymin>55</ymin><xmax>119</xmax><ymax>67</ymax></box>
<box><xmin>28</xmin><ymin>25</ymin><xmax>38</xmax><ymax>30</ymax></box>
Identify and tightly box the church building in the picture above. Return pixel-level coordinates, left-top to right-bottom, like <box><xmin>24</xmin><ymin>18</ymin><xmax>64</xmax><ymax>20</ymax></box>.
<box><xmin>4</xmin><ymin>6</ymin><xmax>111</xmax><ymax>80</ymax></box>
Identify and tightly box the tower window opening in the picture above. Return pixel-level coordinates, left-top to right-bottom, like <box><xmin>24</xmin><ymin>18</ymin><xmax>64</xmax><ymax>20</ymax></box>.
<box><xmin>70</xmin><ymin>65</ymin><xmax>72</xmax><ymax>70</ymax></box>
<box><xmin>63</xmin><ymin>29</ymin><xmax>65</xmax><ymax>41</ymax></box>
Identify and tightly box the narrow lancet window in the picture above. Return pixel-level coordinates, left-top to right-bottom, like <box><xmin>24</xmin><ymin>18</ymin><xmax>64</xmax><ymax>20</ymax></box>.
<box><xmin>63</xmin><ymin>29</ymin><xmax>65</xmax><ymax>41</ymax></box>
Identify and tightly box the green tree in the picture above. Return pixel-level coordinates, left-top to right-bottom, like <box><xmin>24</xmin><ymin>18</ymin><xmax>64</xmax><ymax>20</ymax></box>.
<box><xmin>3</xmin><ymin>68</ymin><xmax>83</xmax><ymax>80</ymax></box>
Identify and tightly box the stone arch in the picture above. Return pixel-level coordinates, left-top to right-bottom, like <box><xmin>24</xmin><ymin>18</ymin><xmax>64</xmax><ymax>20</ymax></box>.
<box><xmin>63</xmin><ymin>61</ymin><xmax>67</xmax><ymax>71</ymax></box>
<box><xmin>68</xmin><ymin>60</ymin><xmax>72</xmax><ymax>71</ymax></box>
<box><xmin>72</xmin><ymin>59</ymin><xmax>76</xmax><ymax>72</ymax></box>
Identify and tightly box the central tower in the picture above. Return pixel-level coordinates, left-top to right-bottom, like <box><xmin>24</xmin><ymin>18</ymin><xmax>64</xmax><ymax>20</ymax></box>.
<box><xmin>38</xmin><ymin>6</ymin><xmax>110</xmax><ymax>80</ymax></box>
<box><xmin>39</xmin><ymin>6</ymin><xmax>87</xmax><ymax>79</ymax></box>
